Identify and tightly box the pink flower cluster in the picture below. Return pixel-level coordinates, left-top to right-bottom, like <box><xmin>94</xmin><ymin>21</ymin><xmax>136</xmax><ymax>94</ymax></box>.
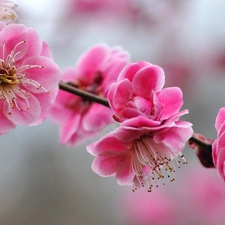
<box><xmin>0</xmin><ymin>23</ymin><xmax>60</xmax><ymax>135</ymax></box>
<box><xmin>88</xmin><ymin>61</ymin><xmax>193</xmax><ymax>191</ymax></box>
<box><xmin>48</xmin><ymin>44</ymin><xmax>130</xmax><ymax>147</ymax></box>
<box><xmin>213</xmin><ymin>107</ymin><xmax>225</xmax><ymax>181</ymax></box>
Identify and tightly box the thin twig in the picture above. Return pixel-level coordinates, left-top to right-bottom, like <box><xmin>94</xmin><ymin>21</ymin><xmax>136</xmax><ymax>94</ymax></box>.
<box><xmin>59</xmin><ymin>81</ymin><xmax>110</xmax><ymax>107</ymax></box>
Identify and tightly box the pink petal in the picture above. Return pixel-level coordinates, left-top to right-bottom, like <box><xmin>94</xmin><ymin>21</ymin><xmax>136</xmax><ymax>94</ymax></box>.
<box><xmin>0</xmin><ymin>104</ymin><xmax>16</xmax><ymax>134</ymax></box>
<box><xmin>212</xmin><ymin>139</ymin><xmax>219</xmax><ymax>166</ymax></box>
<box><xmin>133</xmin><ymin>96</ymin><xmax>153</xmax><ymax>116</ymax></box>
<box><xmin>100</xmin><ymin>47</ymin><xmax>130</xmax><ymax>94</ymax></box>
<box><xmin>29</xmin><ymin>87</ymin><xmax>59</xmax><ymax>126</ymax></box>
<box><xmin>122</xmin><ymin>107</ymin><xmax>144</xmax><ymax>119</ymax></box>
<box><xmin>154</xmin><ymin>121</ymin><xmax>193</xmax><ymax>153</ymax></box>
<box><xmin>40</xmin><ymin>41</ymin><xmax>53</xmax><ymax>58</ymax></box>
<box><xmin>157</xmin><ymin>87</ymin><xmax>183</xmax><ymax>120</ymax></box>
<box><xmin>91</xmin><ymin>150</ymin><xmax>129</xmax><ymax>177</ymax></box>
<box><xmin>121</xmin><ymin>115</ymin><xmax>161</xmax><ymax>128</ymax></box>
<box><xmin>108</xmin><ymin>79</ymin><xmax>133</xmax><ymax>111</ymax></box>
<box><xmin>216</xmin><ymin>130</ymin><xmax>225</xmax><ymax>158</ymax></box>
<box><xmin>22</xmin><ymin>56</ymin><xmax>59</xmax><ymax>93</ymax></box>
<box><xmin>0</xmin><ymin>25</ymin><xmax>28</xmax><ymax>61</ymax></box>
<box><xmin>133</xmin><ymin>65</ymin><xmax>165</xmax><ymax>98</ymax></box>
<box><xmin>217</xmin><ymin>148</ymin><xmax>225</xmax><ymax>180</ymax></box>
<box><xmin>112</xmin><ymin>126</ymin><xmax>145</xmax><ymax>143</ymax></box>
<box><xmin>61</xmin><ymin>67</ymin><xmax>78</xmax><ymax>82</ymax></box>
<box><xmin>3</xmin><ymin>95</ymin><xmax>41</xmax><ymax>125</ymax></box>
<box><xmin>87</xmin><ymin>132</ymin><xmax>128</xmax><ymax>155</ymax></box>
<box><xmin>75</xmin><ymin>43</ymin><xmax>109</xmax><ymax>84</ymax></box>
<box><xmin>118</xmin><ymin>61</ymin><xmax>150</xmax><ymax>82</ymax></box>
<box><xmin>82</xmin><ymin>104</ymin><xmax>113</xmax><ymax>132</ymax></box>
<box><xmin>116</xmin><ymin>154</ymin><xmax>134</xmax><ymax>186</ymax></box>
<box><xmin>215</xmin><ymin>108</ymin><xmax>225</xmax><ymax>132</ymax></box>
<box><xmin>25</xmin><ymin>27</ymin><xmax>43</xmax><ymax>56</ymax></box>
<box><xmin>60</xmin><ymin>114</ymin><xmax>81</xmax><ymax>144</ymax></box>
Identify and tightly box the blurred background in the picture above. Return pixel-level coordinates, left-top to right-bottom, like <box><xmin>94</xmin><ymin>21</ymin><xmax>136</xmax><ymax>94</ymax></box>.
<box><xmin>1</xmin><ymin>0</ymin><xmax>225</xmax><ymax>224</ymax></box>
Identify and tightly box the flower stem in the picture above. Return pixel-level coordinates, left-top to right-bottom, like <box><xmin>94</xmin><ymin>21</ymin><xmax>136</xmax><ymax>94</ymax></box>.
<box><xmin>58</xmin><ymin>81</ymin><xmax>212</xmax><ymax>150</ymax></box>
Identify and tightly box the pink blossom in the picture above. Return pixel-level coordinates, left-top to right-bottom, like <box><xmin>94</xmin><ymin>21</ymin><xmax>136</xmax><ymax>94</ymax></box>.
<box><xmin>122</xmin><ymin>188</ymin><xmax>175</xmax><ymax>225</ymax></box>
<box><xmin>108</xmin><ymin>61</ymin><xmax>185</xmax><ymax>124</ymax></box>
<box><xmin>68</xmin><ymin>0</ymin><xmax>136</xmax><ymax>19</ymax></box>
<box><xmin>0</xmin><ymin>23</ymin><xmax>60</xmax><ymax>135</ymax></box>
<box><xmin>212</xmin><ymin>107</ymin><xmax>225</xmax><ymax>181</ymax></box>
<box><xmin>0</xmin><ymin>0</ymin><xmax>18</xmax><ymax>24</ymax></box>
<box><xmin>48</xmin><ymin>43</ymin><xmax>130</xmax><ymax>147</ymax></box>
<box><xmin>87</xmin><ymin>61</ymin><xmax>193</xmax><ymax>191</ymax></box>
<box><xmin>120</xmin><ymin>165</ymin><xmax>225</xmax><ymax>225</ymax></box>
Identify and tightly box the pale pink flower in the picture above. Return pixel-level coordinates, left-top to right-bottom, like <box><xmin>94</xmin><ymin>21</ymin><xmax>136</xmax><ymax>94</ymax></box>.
<box><xmin>212</xmin><ymin>107</ymin><xmax>225</xmax><ymax>181</ymax></box>
<box><xmin>87</xmin><ymin>61</ymin><xmax>193</xmax><ymax>191</ymax></box>
<box><xmin>48</xmin><ymin>43</ymin><xmax>130</xmax><ymax>147</ymax></box>
<box><xmin>0</xmin><ymin>23</ymin><xmax>60</xmax><ymax>135</ymax></box>
<box><xmin>0</xmin><ymin>1</ymin><xmax>18</xmax><ymax>24</ymax></box>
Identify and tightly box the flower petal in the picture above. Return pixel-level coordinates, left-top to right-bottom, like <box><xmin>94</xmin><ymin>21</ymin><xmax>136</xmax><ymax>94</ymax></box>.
<box><xmin>133</xmin><ymin>65</ymin><xmax>165</xmax><ymax>97</ymax></box>
<box><xmin>3</xmin><ymin>95</ymin><xmax>41</xmax><ymax>125</ymax></box>
<box><xmin>92</xmin><ymin>150</ymin><xmax>129</xmax><ymax>177</ymax></box>
<box><xmin>60</xmin><ymin>114</ymin><xmax>81</xmax><ymax>144</ymax></box>
<box><xmin>118</xmin><ymin>61</ymin><xmax>150</xmax><ymax>81</ymax></box>
<box><xmin>157</xmin><ymin>87</ymin><xmax>183</xmax><ymax>120</ymax></box>
<box><xmin>87</xmin><ymin>132</ymin><xmax>128</xmax><ymax>155</ymax></box>
<box><xmin>82</xmin><ymin>104</ymin><xmax>113</xmax><ymax>132</ymax></box>
<box><xmin>75</xmin><ymin>43</ymin><xmax>109</xmax><ymax>84</ymax></box>
<box><xmin>108</xmin><ymin>79</ymin><xmax>133</xmax><ymax>111</ymax></box>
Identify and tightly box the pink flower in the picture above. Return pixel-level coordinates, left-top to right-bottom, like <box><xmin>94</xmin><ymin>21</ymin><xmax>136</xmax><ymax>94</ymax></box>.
<box><xmin>0</xmin><ymin>23</ymin><xmax>60</xmax><ymax>135</ymax></box>
<box><xmin>108</xmin><ymin>61</ymin><xmax>185</xmax><ymax>124</ymax></box>
<box><xmin>212</xmin><ymin>107</ymin><xmax>225</xmax><ymax>181</ymax></box>
<box><xmin>121</xmin><ymin>188</ymin><xmax>176</xmax><ymax>225</ymax></box>
<box><xmin>120</xmin><ymin>165</ymin><xmax>225</xmax><ymax>225</ymax></box>
<box><xmin>48</xmin><ymin>43</ymin><xmax>130</xmax><ymax>147</ymax></box>
<box><xmin>87</xmin><ymin>61</ymin><xmax>193</xmax><ymax>191</ymax></box>
<box><xmin>0</xmin><ymin>1</ymin><xmax>18</xmax><ymax>24</ymax></box>
<box><xmin>69</xmin><ymin>0</ymin><xmax>135</xmax><ymax>18</ymax></box>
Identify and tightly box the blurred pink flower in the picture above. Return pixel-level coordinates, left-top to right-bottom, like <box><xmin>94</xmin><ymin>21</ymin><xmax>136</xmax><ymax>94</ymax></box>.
<box><xmin>48</xmin><ymin>43</ymin><xmax>130</xmax><ymax>147</ymax></box>
<box><xmin>212</xmin><ymin>107</ymin><xmax>225</xmax><ymax>181</ymax></box>
<box><xmin>88</xmin><ymin>61</ymin><xmax>193</xmax><ymax>191</ymax></box>
<box><xmin>0</xmin><ymin>23</ymin><xmax>60</xmax><ymax>135</ymax></box>
<box><xmin>120</xmin><ymin>165</ymin><xmax>225</xmax><ymax>225</ymax></box>
<box><xmin>68</xmin><ymin>0</ymin><xmax>136</xmax><ymax>19</ymax></box>
<box><xmin>121</xmin><ymin>187</ymin><xmax>175</xmax><ymax>225</ymax></box>
<box><xmin>0</xmin><ymin>0</ymin><xmax>18</xmax><ymax>24</ymax></box>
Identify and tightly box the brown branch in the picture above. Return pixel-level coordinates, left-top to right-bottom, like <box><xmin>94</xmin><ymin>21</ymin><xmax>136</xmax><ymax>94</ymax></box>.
<box><xmin>59</xmin><ymin>81</ymin><xmax>110</xmax><ymax>107</ymax></box>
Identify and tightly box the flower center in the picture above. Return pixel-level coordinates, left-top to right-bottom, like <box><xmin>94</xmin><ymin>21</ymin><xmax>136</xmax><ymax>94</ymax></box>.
<box><xmin>0</xmin><ymin>41</ymin><xmax>48</xmax><ymax>115</ymax></box>
<box><xmin>131</xmin><ymin>136</ymin><xmax>187</xmax><ymax>192</ymax></box>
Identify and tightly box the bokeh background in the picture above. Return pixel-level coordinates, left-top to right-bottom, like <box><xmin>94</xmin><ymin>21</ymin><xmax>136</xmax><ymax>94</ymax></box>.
<box><xmin>1</xmin><ymin>0</ymin><xmax>225</xmax><ymax>224</ymax></box>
